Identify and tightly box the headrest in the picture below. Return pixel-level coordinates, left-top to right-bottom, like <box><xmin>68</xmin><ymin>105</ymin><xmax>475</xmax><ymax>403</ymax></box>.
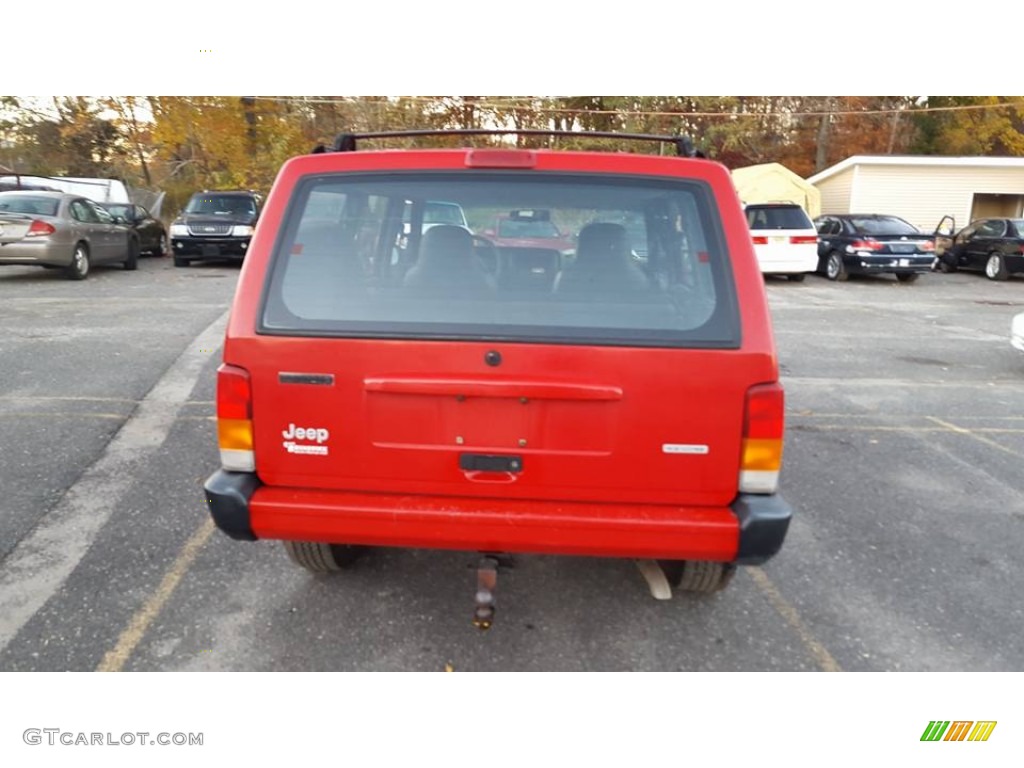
<box><xmin>576</xmin><ymin>222</ymin><xmax>629</xmax><ymax>262</ymax></box>
<box><xmin>422</xmin><ymin>225</ymin><xmax>473</xmax><ymax>257</ymax></box>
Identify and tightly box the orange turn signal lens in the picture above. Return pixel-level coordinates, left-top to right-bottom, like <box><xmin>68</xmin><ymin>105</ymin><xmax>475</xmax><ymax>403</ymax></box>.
<box><xmin>741</xmin><ymin>438</ymin><xmax>783</xmax><ymax>471</ymax></box>
<box><xmin>218</xmin><ymin>418</ymin><xmax>253</xmax><ymax>451</ymax></box>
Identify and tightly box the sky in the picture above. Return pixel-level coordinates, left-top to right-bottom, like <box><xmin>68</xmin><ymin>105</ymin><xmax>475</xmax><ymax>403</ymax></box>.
<box><xmin>4</xmin><ymin>2</ymin><xmax>1010</xmax><ymax>97</ymax></box>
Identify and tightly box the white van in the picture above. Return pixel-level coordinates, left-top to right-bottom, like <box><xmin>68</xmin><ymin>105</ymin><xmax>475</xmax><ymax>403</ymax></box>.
<box><xmin>0</xmin><ymin>175</ymin><xmax>130</xmax><ymax>204</ymax></box>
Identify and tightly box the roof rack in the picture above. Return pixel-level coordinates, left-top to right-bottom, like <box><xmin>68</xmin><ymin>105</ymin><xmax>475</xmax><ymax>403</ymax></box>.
<box><xmin>311</xmin><ymin>129</ymin><xmax>706</xmax><ymax>158</ymax></box>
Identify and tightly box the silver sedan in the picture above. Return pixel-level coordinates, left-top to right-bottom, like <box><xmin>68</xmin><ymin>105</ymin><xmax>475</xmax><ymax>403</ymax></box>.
<box><xmin>0</xmin><ymin>191</ymin><xmax>140</xmax><ymax>279</ymax></box>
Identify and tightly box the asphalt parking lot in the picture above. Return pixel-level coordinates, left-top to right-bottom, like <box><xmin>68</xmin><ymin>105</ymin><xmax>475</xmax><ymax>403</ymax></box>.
<box><xmin>0</xmin><ymin>257</ymin><xmax>1021</xmax><ymax>671</ymax></box>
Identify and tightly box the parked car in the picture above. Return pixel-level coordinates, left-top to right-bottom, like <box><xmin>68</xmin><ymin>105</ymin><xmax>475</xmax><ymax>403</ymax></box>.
<box><xmin>934</xmin><ymin>216</ymin><xmax>1024</xmax><ymax>281</ymax></box>
<box><xmin>202</xmin><ymin>130</ymin><xmax>792</xmax><ymax>627</ymax></box>
<box><xmin>410</xmin><ymin>201</ymin><xmax>470</xmax><ymax>233</ymax></box>
<box><xmin>98</xmin><ymin>202</ymin><xmax>167</xmax><ymax>257</ymax></box>
<box><xmin>395</xmin><ymin>200</ymin><xmax>473</xmax><ymax>253</ymax></box>
<box><xmin>169</xmin><ymin>190</ymin><xmax>261</xmax><ymax>267</ymax></box>
<box><xmin>0</xmin><ymin>191</ymin><xmax>140</xmax><ymax>279</ymax></box>
<box><xmin>813</xmin><ymin>214</ymin><xmax>935</xmax><ymax>282</ymax></box>
<box><xmin>1012</xmin><ymin>312</ymin><xmax>1024</xmax><ymax>353</ymax></box>
<box><xmin>745</xmin><ymin>203</ymin><xmax>818</xmax><ymax>280</ymax></box>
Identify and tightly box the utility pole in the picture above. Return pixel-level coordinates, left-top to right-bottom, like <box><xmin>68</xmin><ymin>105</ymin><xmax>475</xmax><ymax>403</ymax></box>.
<box><xmin>815</xmin><ymin>97</ymin><xmax>835</xmax><ymax>173</ymax></box>
<box><xmin>241</xmin><ymin>96</ymin><xmax>256</xmax><ymax>187</ymax></box>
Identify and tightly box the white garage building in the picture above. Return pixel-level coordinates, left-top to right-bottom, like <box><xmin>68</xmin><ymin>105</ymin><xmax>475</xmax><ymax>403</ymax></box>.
<box><xmin>807</xmin><ymin>155</ymin><xmax>1024</xmax><ymax>232</ymax></box>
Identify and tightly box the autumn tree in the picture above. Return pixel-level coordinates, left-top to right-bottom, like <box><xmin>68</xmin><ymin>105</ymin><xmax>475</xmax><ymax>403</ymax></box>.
<box><xmin>911</xmin><ymin>96</ymin><xmax>1024</xmax><ymax>156</ymax></box>
<box><xmin>146</xmin><ymin>96</ymin><xmax>309</xmax><ymax>216</ymax></box>
<box><xmin>0</xmin><ymin>97</ymin><xmax>126</xmax><ymax>177</ymax></box>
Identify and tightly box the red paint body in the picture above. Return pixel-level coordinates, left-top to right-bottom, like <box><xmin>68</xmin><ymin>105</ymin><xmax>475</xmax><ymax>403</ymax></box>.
<box><xmin>220</xmin><ymin>147</ymin><xmax>781</xmax><ymax>560</ymax></box>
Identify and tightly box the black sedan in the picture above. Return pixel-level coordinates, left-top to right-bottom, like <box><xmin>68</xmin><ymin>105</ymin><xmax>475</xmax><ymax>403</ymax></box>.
<box><xmin>98</xmin><ymin>203</ymin><xmax>167</xmax><ymax>257</ymax></box>
<box><xmin>935</xmin><ymin>217</ymin><xmax>1024</xmax><ymax>281</ymax></box>
<box><xmin>813</xmin><ymin>214</ymin><xmax>936</xmax><ymax>283</ymax></box>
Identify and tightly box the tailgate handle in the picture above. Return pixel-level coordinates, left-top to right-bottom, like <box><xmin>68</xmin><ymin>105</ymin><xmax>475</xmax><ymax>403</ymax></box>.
<box><xmin>459</xmin><ymin>453</ymin><xmax>523</xmax><ymax>473</ymax></box>
<box><xmin>365</xmin><ymin>378</ymin><xmax>622</xmax><ymax>401</ymax></box>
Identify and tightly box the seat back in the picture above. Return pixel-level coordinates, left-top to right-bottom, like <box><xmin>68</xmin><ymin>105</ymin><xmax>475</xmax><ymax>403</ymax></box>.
<box><xmin>403</xmin><ymin>225</ymin><xmax>492</xmax><ymax>292</ymax></box>
<box><xmin>555</xmin><ymin>222</ymin><xmax>648</xmax><ymax>293</ymax></box>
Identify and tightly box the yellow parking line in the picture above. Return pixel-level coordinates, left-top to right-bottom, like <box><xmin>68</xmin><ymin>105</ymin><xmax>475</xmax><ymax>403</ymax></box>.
<box><xmin>926</xmin><ymin>416</ymin><xmax>1024</xmax><ymax>459</ymax></box>
<box><xmin>0</xmin><ymin>396</ymin><xmax>214</xmax><ymax>404</ymax></box>
<box><xmin>796</xmin><ymin>425</ymin><xmax>946</xmax><ymax>432</ymax></box>
<box><xmin>97</xmin><ymin>519</ymin><xmax>215</xmax><ymax>672</ymax></box>
<box><xmin>0</xmin><ymin>395</ymin><xmax>138</xmax><ymax>403</ymax></box>
<box><xmin>747</xmin><ymin>567</ymin><xmax>842</xmax><ymax>672</ymax></box>
<box><xmin>0</xmin><ymin>412</ymin><xmax>126</xmax><ymax>420</ymax></box>
<box><xmin>794</xmin><ymin>412</ymin><xmax>1024</xmax><ymax>422</ymax></box>
<box><xmin>921</xmin><ymin>415</ymin><xmax>1024</xmax><ymax>422</ymax></box>
<box><xmin>795</xmin><ymin>424</ymin><xmax>1024</xmax><ymax>434</ymax></box>
<box><xmin>0</xmin><ymin>412</ymin><xmax>214</xmax><ymax>421</ymax></box>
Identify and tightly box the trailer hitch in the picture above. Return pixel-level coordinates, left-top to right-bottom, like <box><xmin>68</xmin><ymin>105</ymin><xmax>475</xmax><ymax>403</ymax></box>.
<box><xmin>472</xmin><ymin>555</ymin><xmax>502</xmax><ymax>631</ymax></box>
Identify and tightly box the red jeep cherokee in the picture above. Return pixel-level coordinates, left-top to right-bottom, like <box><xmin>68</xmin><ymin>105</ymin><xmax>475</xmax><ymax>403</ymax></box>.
<box><xmin>204</xmin><ymin>130</ymin><xmax>791</xmax><ymax>624</ymax></box>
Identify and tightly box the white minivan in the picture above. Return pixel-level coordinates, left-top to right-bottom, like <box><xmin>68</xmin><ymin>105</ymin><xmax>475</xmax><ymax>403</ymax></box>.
<box><xmin>745</xmin><ymin>203</ymin><xmax>818</xmax><ymax>281</ymax></box>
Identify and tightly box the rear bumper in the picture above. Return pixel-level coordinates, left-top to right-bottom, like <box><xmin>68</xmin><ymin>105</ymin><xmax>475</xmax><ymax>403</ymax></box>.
<box><xmin>853</xmin><ymin>255</ymin><xmax>935</xmax><ymax>273</ymax></box>
<box><xmin>754</xmin><ymin>246</ymin><xmax>818</xmax><ymax>275</ymax></box>
<box><xmin>0</xmin><ymin>240</ymin><xmax>71</xmax><ymax>266</ymax></box>
<box><xmin>203</xmin><ymin>470</ymin><xmax>791</xmax><ymax>564</ymax></box>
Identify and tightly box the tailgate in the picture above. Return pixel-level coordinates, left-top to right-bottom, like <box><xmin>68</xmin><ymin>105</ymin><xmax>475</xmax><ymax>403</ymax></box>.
<box><xmin>247</xmin><ymin>337</ymin><xmax>759</xmax><ymax>507</ymax></box>
<box><xmin>228</xmin><ymin>158</ymin><xmax>774</xmax><ymax>510</ymax></box>
<box><xmin>752</xmin><ymin>228</ymin><xmax>817</xmax><ymax>265</ymax></box>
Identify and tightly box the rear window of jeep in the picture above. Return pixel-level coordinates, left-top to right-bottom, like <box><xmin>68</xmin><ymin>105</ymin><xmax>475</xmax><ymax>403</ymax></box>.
<box><xmin>260</xmin><ymin>172</ymin><xmax>740</xmax><ymax>348</ymax></box>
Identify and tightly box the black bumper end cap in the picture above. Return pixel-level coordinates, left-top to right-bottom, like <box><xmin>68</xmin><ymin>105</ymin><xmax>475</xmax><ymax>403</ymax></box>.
<box><xmin>732</xmin><ymin>493</ymin><xmax>793</xmax><ymax>565</ymax></box>
<box><xmin>204</xmin><ymin>469</ymin><xmax>260</xmax><ymax>541</ymax></box>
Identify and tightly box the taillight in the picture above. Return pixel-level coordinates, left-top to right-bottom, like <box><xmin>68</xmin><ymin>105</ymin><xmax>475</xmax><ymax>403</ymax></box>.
<box><xmin>26</xmin><ymin>220</ymin><xmax>56</xmax><ymax>237</ymax></box>
<box><xmin>851</xmin><ymin>239</ymin><xmax>882</xmax><ymax>251</ymax></box>
<box><xmin>739</xmin><ymin>382</ymin><xmax>784</xmax><ymax>494</ymax></box>
<box><xmin>789</xmin><ymin>235</ymin><xmax>817</xmax><ymax>245</ymax></box>
<box><xmin>751</xmin><ymin>236</ymin><xmax>768</xmax><ymax>245</ymax></box>
<box><xmin>216</xmin><ymin>363</ymin><xmax>254</xmax><ymax>471</ymax></box>
<box><xmin>920</xmin><ymin>241</ymin><xmax>935</xmax><ymax>252</ymax></box>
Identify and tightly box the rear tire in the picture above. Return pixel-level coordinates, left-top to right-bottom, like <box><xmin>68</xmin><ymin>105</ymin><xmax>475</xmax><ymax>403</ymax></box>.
<box><xmin>896</xmin><ymin>272</ymin><xmax>919</xmax><ymax>283</ymax></box>
<box><xmin>64</xmin><ymin>242</ymin><xmax>90</xmax><ymax>280</ymax></box>
<box><xmin>985</xmin><ymin>252</ymin><xmax>1009</xmax><ymax>281</ymax></box>
<box><xmin>283</xmin><ymin>540</ymin><xmax>364</xmax><ymax>573</ymax></box>
<box><xmin>152</xmin><ymin>234</ymin><xmax>167</xmax><ymax>257</ymax></box>
<box><xmin>123</xmin><ymin>238</ymin><xmax>139</xmax><ymax>270</ymax></box>
<box><xmin>787</xmin><ymin>273</ymin><xmax>806</xmax><ymax>282</ymax></box>
<box><xmin>825</xmin><ymin>252</ymin><xmax>848</xmax><ymax>282</ymax></box>
<box><xmin>659</xmin><ymin>560</ymin><xmax>737</xmax><ymax>594</ymax></box>
<box><xmin>173</xmin><ymin>255</ymin><xmax>190</xmax><ymax>268</ymax></box>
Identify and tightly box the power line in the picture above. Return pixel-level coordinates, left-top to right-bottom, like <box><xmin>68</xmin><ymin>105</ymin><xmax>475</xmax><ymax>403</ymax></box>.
<box><xmin>247</xmin><ymin>95</ymin><xmax>1024</xmax><ymax>118</ymax></box>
